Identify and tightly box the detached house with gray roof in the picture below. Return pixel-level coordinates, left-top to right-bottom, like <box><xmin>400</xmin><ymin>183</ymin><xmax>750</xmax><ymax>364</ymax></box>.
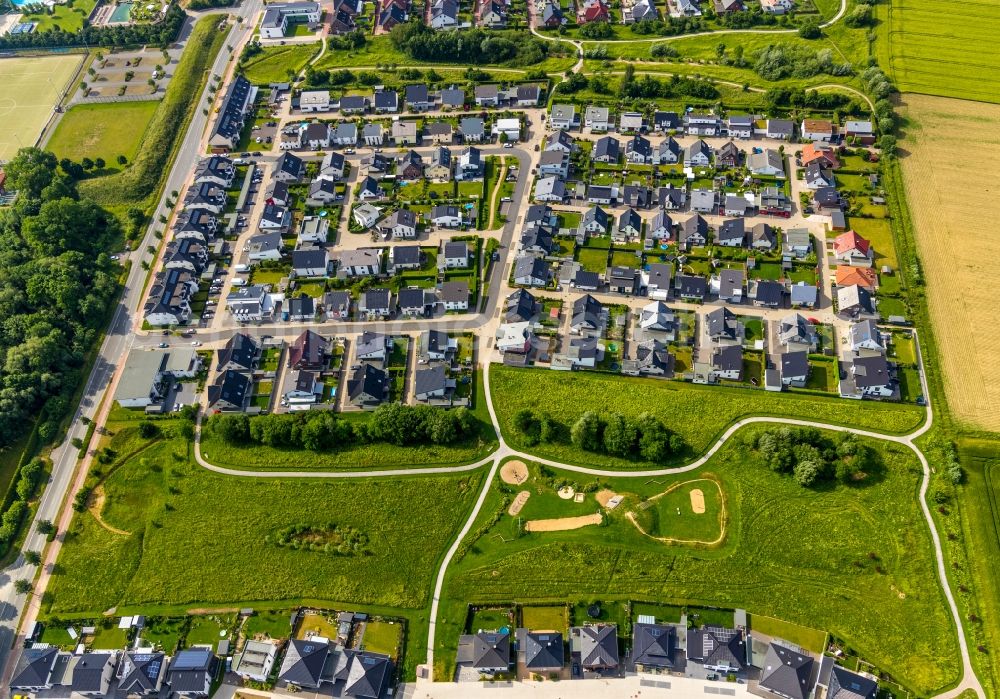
<box><xmin>759</xmin><ymin>643</ymin><xmax>816</xmax><ymax>699</ymax></box>
<box><xmin>631</xmin><ymin>623</ymin><xmax>678</xmax><ymax>670</ymax></box>
<box><xmin>457</xmin><ymin>630</ymin><xmax>512</xmax><ymax>674</ymax></box>
<box><xmin>570</xmin><ymin>625</ymin><xmax>619</xmax><ymax>672</ymax></box>
<box><xmin>279</xmin><ymin>638</ymin><xmax>331</xmax><ymax>689</ymax></box>
<box><xmin>686</xmin><ymin>626</ymin><xmax>747</xmax><ymax>674</ymax></box>
<box><xmin>518</xmin><ymin>630</ymin><xmax>565</xmax><ymax>672</ymax></box>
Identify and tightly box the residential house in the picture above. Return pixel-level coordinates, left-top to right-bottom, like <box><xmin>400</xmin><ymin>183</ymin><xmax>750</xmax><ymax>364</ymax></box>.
<box><xmin>783</xmin><ymin>228</ymin><xmax>811</xmax><ymax>258</ymax></box>
<box><xmin>585</xmin><ymin>105</ymin><xmax>612</xmax><ymax>132</ymax></box>
<box><xmin>675</xmin><ymin>274</ymin><xmax>708</xmax><ymax>301</ymax></box>
<box><xmin>71</xmin><ymin>651</ymin><xmax>118</xmax><ymax>697</ymax></box>
<box><xmin>655</xmin><ymin>136</ymin><xmax>682</xmax><ymax>165</ymax></box>
<box><xmin>357</xmin><ymin>175</ymin><xmax>385</xmax><ymax>201</ymax></box>
<box><xmin>748</xmin><ymin>149</ymin><xmax>785</xmax><ymax>177</ymax></box>
<box><xmin>373</xmin><ymin>89</ymin><xmax>399</xmax><ymax>113</ymax></box>
<box><xmin>750</xmin><ymin>222</ymin><xmax>776</xmax><ymax>250</ymax></box>
<box><xmin>356</xmin><ymin>332</ymin><xmax>391</xmax><ymax>361</ymax></box>
<box><xmin>819</xmin><ymin>662</ymin><xmax>878</xmax><ymax>699</ymax></box>
<box><xmin>405</xmin><ymin>83</ymin><xmax>434</xmax><ymax>111</ymax></box>
<box><xmin>638</xmin><ymin>300</ymin><xmax>676</xmax><ymax>336</ymax></box>
<box><xmin>848</xmin><ymin>319</ymin><xmax>885</xmax><ymax>352</ymax></box>
<box><xmin>716</xmin><ymin>140</ymin><xmax>742</xmax><ymax>169</ymax></box>
<box><xmin>332</xmin><ymin>121</ymin><xmax>358</xmax><ymax>146</ymax></box>
<box><xmin>183</xmin><ymin>181</ymin><xmax>226</xmax><ymax>214</ymax></box>
<box><xmin>593</xmin><ymin>135</ymin><xmax>620</xmax><ymax>163</ymax></box>
<box><xmin>801</xmin><ymin>142</ymin><xmax>841</xmax><ymax>169</ymax></box>
<box><xmin>278</xmin><ymin>638</ymin><xmax>331</xmax><ymax>689</ymax></box>
<box><xmin>207</xmin><ymin>370</ymin><xmax>251</xmax><ymax>411</ymax></box>
<box><xmin>766</xmin><ymin>118</ymin><xmax>795</xmax><ymax>139</ymax></box>
<box><xmin>440</xmin><ymin>87</ymin><xmax>466</xmax><ymax>109</ymax></box>
<box><xmin>264</xmin><ymin>179</ymin><xmax>289</xmax><ymax>208</ymax></box>
<box><xmin>117</xmin><ymin>651</ymin><xmax>169</xmax><ymax>695</ymax></box>
<box><xmin>398</xmin><ymin>150</ymin><xmax>424</xmax><ymax>181</ymax></box>
<box><xmin>713</xmin><ymin>0</ymin><xmax>742</xmax><ymax>13</ymax></box>
<box><xmin>460</xmin><ymin>117</ymin><xmax>486</xmax><ymax>142</ymax></box>
<box><xmin>10</xmin><ymin>647</ymin><xmax>60</xmax><ymax>692</ymax></box>
<box><xmin>493</xmin><ymin>117</ymin><xmax>521</xmax><ymax>142</ymax></box>
<box><xmin>442</xmin><ymin>240</ymin><xmax>470</xmax><ymax>268</ymax></box>
<box><xmin>549</xmin><ymin>104</ymin><xmax>577</xmax><ymax>130</ymax></box>
<box><xmin>338</xmin><ymin>248</ymin><xmax>383</xmax><ymax>277</ymax></box>
<box><xmin>520</xmin><ymin>630</ymin><xmax>564</xmax><ymax>672</ymax></box>
<box><xmin>625</xmin><ymin>134</ymin><xmax>653</xmax><ymax>164</ymax></box>
<box><xmin>581</xmin><ymin>205</ymin><xmax>610</xmax><ymax>234</ymax></box>
<box><xmin>397</xmin><ymin>287</ymin><xmax>436</xmax><ymax>317</ymax></box>
<box><xmin>578</xmin><ymin>0</ymin><xmax>610</xmax><ymax>23</ymax></box>
<box><xmin>724</xmin><ymin>193</ymin><xmax>752</xmax><ymax>217</ymax></box>
<box><xmin>690</xmin><ymin>188</ymin><xmax>717</xmax><ymax>213</ymax></box>
<box><xmin>658</xmin><ymin>184</ymin><xmax>686</xmax><ymax>210</ymax></box>
<box><xmin>378</xmin><ymin>1</ymin><xmax>407</xmax><ymax>30</ymax></box>
<box><xmin>514</xmin><ymin>83</ymin><xmax>543</xmax><ymax>106</ymax></box>
<box><xmin>778</xmin><ymin>313</ymin><xmax>817</xmax><ymax>349</ymax></box>
<box><xmin>226</xmin><ymin>284</ymin><xmax>275</xmax><ymax>322</ymax></box>
<box><xmin>727</xmin><ymin>114</ymin><xmax>754</xmax><ymax>138</ymax></box>
<box><xmin>572</xmin><ymin>269</ymin><xmax>601</xmax><ymax>292</ymax></box>
<box><xmin>353</xmin><ymin>203</ymin><xmax>383</xmax><ymax>230</ymax></box>
<box><xmin>457</xmin><ymin>631</ymin><xmax>511</xmax><ymax>675</ymax></box>
<box><xmin>684</xmin><ymin>113</ymin><xmax>721</xmax><ymax>136</ymax></box>
<box><xmin>194</xmin><ymin>156</ymin><xmax>235</xmax><ymax>187</ymax></box>
<box><xmin>608</xmin><ymin>265</ymin><xmax>640</xmax><ymax>294</ymax></box>
<box><xmin>679</xmin><ymin>214</ymin><xmax>708</xmax><ymax>247</ymax></box>
<box><xmin>685</xmin><ymin>626</ymin><xmax>747</xmax><ymax>674</ymax></box>
<box><xmin>801</xmin><ymin>118</ymin><xmax>835</xmax><ymax>142</ymax></box>
<box><xmin>712</xmin><ymin>344</ymin><xmax>743</xmax><ymax>380</ymax></box>
<box><xmin>685</xmin><ymin>139</ymin><xmax>712</xmax><ymax>167</ymax></box>
<box><xmin>539</xmin><ymin>150</ymin><xmax>571</xmax><ymax>178</ymax></box>
<box><xmin>534</xmin><ymin>176</ymin><xmax>566</xmax><ymax>202</ymax></box>
<box><xmin>571</xmin><ymin>294</ymin><xmax>605</xmax><ymax>334</ymax></box>
<box><xmin>456</xmin><ymin>146</ymin><xmax>483</xmax><ymax>180</ymax></box>
<box><xmin>320</xmin><ymin>146</ymin><xmax>346</xmax><ymax>180</ymax></box>
<box><xmin>712</xmin><ymin>268</ymin><xmax>745</xmax><ymax>303</ymax></box>
<box><xmin>552</xmin><ymin>336</ymin><xmax>602</xmax><ymax>370</ymax></box>
<box><xmin>475</xmin><ymin>84</ymin><xmax>500</xmax><ymax>107</ymax></box>
<box><xmin>648</xmin><ymin>210</ymin><xmax>673</xmax><ymax>241</ymax></box>
<box><xmin>291</xmin><ymin>248</ymin><xmax>331</xmax><ymax>277</ymax></box>
<box><xmin>759</xmin><ymin>186</ymin><xmax>792</xmax><ymax>216</ymax></box>
<box><xmin>644</xmin><ymin>263</ymin><xmax>672</xmax><ymax>300</ymax></box>
<box><xmin>546</xmin><ymin>129</ymin><xmax>576</xmax><ymax>153</ymax></box>
<box><xmin>539</xmin><ymin>0</ymin><xmax>564</xmax><ymax>26</ymax></box>
<box><xmin>705</xmin><ymin>306</ymin><xmax>743</xmax><ymax>343</ymax></box>
<box><xmin>421</xmin><ymin>329</ymin><xmax>458</xmax><ymax>361</ymax></box>
<box><xmin>431</xmin><ymin>0</ymin><xmax>459</xmax><ymax>27</ymax></box>
<box><xmin>302</xmin><ymin>122</ymin><xmax>330</xmax><ymax>149</ymax></box>
<box><xmin>259</xmin><ymin>2</ymin><xmax>321</xmax><ymax>38</ymax></box>
<box><xmin>513</xmin><ymin>255</ymin><xmax>550</xmax><ymax>286</ymax></box>
<box><xmin>617</xmin><ymin>208</ymin><xmax>642</xmax><ymax>240</ymax></box>
<box><xmin>495</xmin><ymin>321</ymin><xmax>533</xmax><ymax>353</ymax></box>
<box><xmin>247</xmin><ymin>232</ymin><xmax>284</xmax><ymax>261</ymax></box>
<box><xmin>519</xmin><ymin>224</ymin><xmax>555</xmax><ymax>254</ymax></box>
<box><xmin>761</xmin><ymin>0</ymin><xmax>793</xmax><ymax>12</ymax></box>
<box><xmin>284</xmin><ymin>370</ymin><xmax>322</xmax><ymax>406</ymax></box>
<box><xmin>623</xmin><ymin>184</ymin><xmax>652</xmax><ymax>208</ymax></box>
<box><xmin>813</xmin><ymin>186</ymin><xmax>842</xmax><ymax>212</ymax></box>
<box><xmin>716</xmin><ymin>218</ymin><xmax>746</xmax><ymax>247</ymax></box>
<box><xmin>392</xmin><ymin>120</ymin><xmax>419</xmax><ymax>146</ymax></box>
<box><xmin>758</xmin><ymin>643</ymin><xmax>816</xmax><ymax>699</ymax></box>
<box><xmin>505</xmin><ymin>288</ymin><xmax>538</xmax><ymax>322</ymax></box>
<box><xmin>286</xmin><ymin>294</ymin><xmax>315</xmax><ymax>322</ymax></box>
<box><xmin>631</xmin><ymin>624</ymin><xmax>679</xmax><ymax>670</ymax></box>
<box><xmin>415</xmin><ymin>364</ymin><xmax>455</xmax><ymax>402</ymax></box>
<box><xmin>624</xmin><ymin>0</ymin><xmax>657</xmax><ymax>21</ymax></box>
<box><xmin>217</xmin><ymin>333</ymin><xmax>261</xmax><ymax>373</ymax></box>
<box><xmin>388</xmin><ymin>245</ymin><xmax>423</xmax><ymax>274</ymax></box>
<box><xmin>750</xmin><ymin>279</ymin><xmax>785</xmax><ymax>307</ymax></box>
<box><xmin>425</xmin><ymin>121</ymin><xmax>454</xmax><ymax>144</ymax></box>
<box><xmin>790</xmin><ymin>281</ymin><xmax>818</xmax><ymax>308</ymax></box>
<box><xmin>306</xmin><ymin>177</ymin><xmax>340</xmax><ymax>207</ymax></box>
<box><xmin>348</xmin><ymin>364</ymin><xmax>391</xmax><ymax>407</ymax></box>
<box><xmin>359</xmin><ymin>288</ymin><xmax>392</xmax><ymax>319</ymax></box>
<box><xmin>836</xmin><ymin>284</ymin><xmax>876</xmax><ymax>319</ymax></box>
<box><xmin>804</xmin><ymin>161</ymin><xmax>834</xmax><ymax>189</ymax></box>
<box><xmin>166</xmin><ymin>648</ymin><xmax>217</xmax><ymax>697</ymax></box>
<box><xmin>833</xmin><ymin>230</ymin><xmax>874</xmax><ymax>267</ymax></box>
<box><xmin>431</xmin><ymin>204</ymin><xmax>464</xmax><ymax>228</ymax></box>
<box><xmin>587</xmin><ymin>185</ymin><xmax>615</xmax><ymax>205</ymax></box>
<box><xmin>619</xmin><ymin>111</ymin><xmax>645</xmax><ymax>133</ymax></box>
<box><xmin>362</xmin><ymin>123</ymin><xmax>385</xmax><ymax>147</ymax></box>
<box><xmin>209</xmin><ymin>74</ymin><xmax>256</xmax><ymax>150</ymax></box>
<box><xmin>835</xmin><ymin>265</ymin><xmax>878</xmax><ymax>290</ymax></box>
<box><xmin>427</xmin><ymin>146</ymin><xmax>453</xmax><ymax>181</ymax></box>
<box><xmin>440</xmin><ymin>281</ymin><xmax>470</xmax><ymax>311</ymax></box>
<box><xmin>844</xmin><ymin>120</ymin><xmax>876</xmax><ymax>145</ymax></box>
<box><xmin>780</xmin><ymin>350</ymin><xmax>810</xmax><ymax>387</ymax></box>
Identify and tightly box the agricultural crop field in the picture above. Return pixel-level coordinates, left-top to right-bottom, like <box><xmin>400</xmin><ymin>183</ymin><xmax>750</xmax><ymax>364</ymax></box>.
<box><xmin>0</xmin><ymin>54</ymin><xmax>84</xmax><ymax>162</ymax></box>
<box><xmin>879</xmin><ymin>0</ymin><xmax>1000</xmax><ymax>102</ymax></box>
<box><xmin>437</xmin><ymin>438</ymin><xmax>959</xmax><ymax>694</ymax></box>
<box><xmin>489</xmin><ymin>366</ymin><xmax>924</xmax><ymax>468</ymax></box>
<box><xmin>898</xmin><ymin>95</ymin><xmax>1000</xmax><ymax>431</ymax></box>
<box><xmin>45</xmin><ymin>421</ymin><xmax>481</xmax><ymax>622</ymax></box>
<box><xmin>47</xmin><ymin>101</ymin><xmax>159</xmax><ymax>168</ymax></box>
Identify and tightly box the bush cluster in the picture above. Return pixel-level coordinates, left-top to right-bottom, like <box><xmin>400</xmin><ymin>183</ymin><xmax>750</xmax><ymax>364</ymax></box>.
<box><xmin>389</xmin><ymin>23</ymin><xmax>558</xmax><ymax>66</ymax></box>
<box><xmin>754</xmin><ymin>44</ymin><xmax>853</xmax><ymax>81</ymax></box>
<box><xmin>753</xmin><ymin>427</ymin><xmax>877</xmax><ymax>487</ymax></box>
<box><xmin>514</xmin><ymin>409</ymin><xmax>684</xmax><ymax>462</ymax></box>
<box><xmin>0</xmin><ymin>3</ymin><xmax>185</xmax><ymax>49</ymax></box>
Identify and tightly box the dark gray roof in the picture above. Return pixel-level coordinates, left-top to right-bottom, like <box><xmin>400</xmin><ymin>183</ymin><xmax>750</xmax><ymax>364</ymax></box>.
<box><xmin>524</xmin><ymin>631</ymin><xmax>564</xmax><ymax>669</ymax></box>
<box><xmin>685</xmin><ymin>626</ymin><xmax>746</xmax><ymax>670</ymax></box>
<box><xmin>440</xmin><ymin>281</ymin><xmax>469</xmax><ymax>303</ymax></box>
<box><xmin>851</xmin><ymin>353</ymin><xmax>893</xmax><ymax>388</ymax></box>
<box><xmin>440</xmin><ymin>87</ymin><xmax>466</xmax><ymax>106</ymax></box>
<box><xmin>373</xmin><ymin>89</ymin><xmax>398</xmax><ymax>109</ymax></box>
<box><xmin>573</xmin><ymin>270</ymin><xmax>601</xmax><ymax>290</ymax></box>
<box><xmin>572</xmin><ymin>294</ymin><xmax>603</xmax><ymax>328</ymax></box>
<box><xmin>646</xmin><ymin>262</ymin><xmax>671</xmax><ymax>288</ymax></box>
<box><xmin>218</xmin><ymin>333</ymin><xmax>259</xmax><ymax>371</ymax></box>
<box><xmin>680</xmin><ymin>215</ymin><xmax>708</xmax><ymax>241</ymax></box>
<box><xmin>713</xmin><ymin>344</ymin><xmax>743</xmax><ymax>372</ymax></box>
<box><xmin>280</xmin><ymin>639</ymin><xmax>330</xmax><ymax>688</ymax></box>
<box><xmin>717</xmin><ymin>218</ymin><xmax>745</xmax><ymax>244</ymax></box>
<box><xmin>583</xmin><ymin>205</ymin><xmax>609</xmax><ymax>229</ymax></box>
<box><xmin>10</xmin><ymin>647</ymin><xmax>58</xmax><ymax>688</ymax></box>
<box><xmin>718</xmin><ymin>269</ymin><xmax>744</xmax><ymax>298</ymax></box>
<box><xmin>631</xmin><ymin>624</ymin><xmax>677</xmax><ymax>668</ymax></box>
<box><xmin>468</xmin><ymin>631</ymin><xmax>511</xmax><ymax>668</ymax></box>
<box><xmin>828</xmin><ymin>665</ymin><xmax>878</xmax><ymax>699</ymax></box>
<box><xmin>781</xmin><ymin>350</ymin><xmax>809</xmax><ymax>377</ymax></box>
<box><xmin>277</xmin><ymin>152</ymin><xmax>304</xmax><ymax>179</ymax></box>
<box><xmin>397</xmin><ymin>287</ymin><xmax>430</xmax><ymax>310</ymax></box>
<box><xmin>167</xmin><ymin>648</ymin><xmax>216</xmax><ymax>693</ymax></box>
<box><xmin>287</xmin><ymin>295</ymin><xmax>315</xmax><ymax>319</ymax></box>
<box><xmin>208</xmin><ymin>370</ymin><xmax>251</xmax><ymax>409</ymax></box>
<box><xmin>118</xmin><ymin>652</ymin><xmax>165</xmax><ymax>693</ymax></box>
<box><xmin>505</xmin><ymin>288</ymin><xmax>537</xmax><ymax>322</ymax></box>
<box><xmin>754</xmin><ymin>279</ymin><xmax>785</xmax><ymax>306</ymax></box>
<box><xmin>424</xmin><ymin>329</ymin><xmax>451</xmax><ymax>354</ymax></box>
<box><xmin>361</xmin><ymin>288</ymin><xmax>391</xmax><ymax>310</ymax></box>
<box><xmin>345</xmin><ymin>651</ymin><xmax>391</xmax><ymax>698</ymax></box>
<box><xmin>391</xmin><ymin>244</ymin><xmax>422</xmax><ymax>265</ymax></box>
<box><xmin>339</xmin><ymin>95</ymin><xmax>368</xmax><ymax>111</ymax></box>
<box><xmin>292</xmin><ymin>248</ymin><xmax>329</xmax><ymax>270</ymax></box>
<box><xmin>71</xmin><ymin>652</ymin><xmax>113</xmax><ymax>692</ymax></box>
<box><xmin>574</xmin><ymin>625</ymin><xmax>619</xmax><ymax>668</ymax></box>
<box><xmin>619</xmin><ymin>208</ymin><xmax>642</xmax><ymax>232</ymax></box>
<box><xmin>676</xmin><ymin>274</ymin><xmax>708</xmax><ymax>298</ymax></box>
<box><xmin>356</xmin><ymin>332</ymin><xmax>388</xmax><ymax>357</ymax></box>
<box><xmin>706</xmin><ymin>306</ymin><xmax>739</xmax><ymax>340</ymax></box>
<box><xmin>521</xmin><ymin>227</ymin><xmax>554</xmax><ymax>254</ymax></box>
<box><xmin>594</xmin><ymin>135</ymin><xmax>619</xmax><ymax>160</ymax></box>
<box><xmin>415</xmin><ymin>364</ymin><xmax>449</xmax><ymax>395</ymax></box>
<box><xmin>760</xmin><ymin>644</ymin><xmax>815</xmax><ymax>699</ymax></box>
<box><xmin>460</xmin><ymin>117</ymin><xmax>485</xmax><ymax>137</ymax></box>
<box><xmin>405</xmin><ymin>83</ymin><xmax>430</xmax><ymax>103</ymax></box>
<box><xmin>514</xmin><ymin>255</ymin><xmax>549</xmax><ymax>282</ymax></box>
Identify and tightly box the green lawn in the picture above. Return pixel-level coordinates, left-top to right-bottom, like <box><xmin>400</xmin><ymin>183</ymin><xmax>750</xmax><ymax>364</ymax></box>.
<box><xmin>749</xmin><ymin>614</ymin><xmax>826</xmax><ymax>654</ymax></box>
<box><xmin>490</xmin><ymin>366</ymin><xmax>925</xmax><ymax>469</ymax></box>
<box><xmin>47</xmin><ymin>101</ymin><xmax>158</xmax><ymax>170</ymax></box>
<box><xmin>240</xmin><ymin>44</ymin><xmax>319</xmax><ymax>85</ymax></box>
<box><xmin>631</xmin><ymin>479</ymin><xmax>724</xmax><ymax>544</ymax></box>
<box><xmin>22</xmin><ymin>0</ymin><xmax>98</xmax><ymax>32</ymax></box>
<box><xmin>577</xmin><ymin>247</ymin><xmax>608</xmax><ymax>274</ymax></box>
<box><xmin>243</xmin><ymin>610</ymin><xmax>295</xmax><ymax>641</ymax></box>
<box><xmin>520</xmin><ymin>605</ymin><xmax>568</xmax><ymax>633</ymax></box>
<box><xmin>849</xmin><ymin>217</ymin><xmax>898</xmax><ymax>269</ymax></box>
<box><xmin>436</xmin><ymin>433</ymin><xmax>960</xmax><ymax>694</ymax></box>
<box><xmin>362</xmin><ymin>620</ymin><xmax>403</xmax><ymax>659</ymax></box>
<box><xmin>186</xmin><ymin>614</ymin><xmax>234</xmax><ymax>647</ymax></box>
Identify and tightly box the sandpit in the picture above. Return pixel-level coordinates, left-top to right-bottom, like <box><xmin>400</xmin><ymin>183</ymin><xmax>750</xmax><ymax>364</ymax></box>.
<box><xmin>525</xmin><ymin>513</ymin><xmax>602</xmax><ymax>532</ymax></box>
<box><xmin>595</xmin><ymin>489</ymin><xmax>619</xmax><ymax>508</ymax></box>
<box><xmin>557</xmin><ymin>486</ymin><xmax>576</xmax><ymax>500</ymax></box>
<box><xmin>500</xmin><ymin>460</ymin><xmax>529</xmax><ymax>485</ymax></box>
<box><xmin>690</xmin><ymin>489</ymin><xmax>706</xmax><ymax>514</ymax></box>
<box><xmin>508</xmin><ymin>490</ymin><xmax>530</xmax><ymax>516</ymax></box>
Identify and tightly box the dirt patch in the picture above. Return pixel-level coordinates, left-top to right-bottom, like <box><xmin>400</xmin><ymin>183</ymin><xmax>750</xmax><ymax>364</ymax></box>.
<box><xmin>525</xmin><ymin>513</ymin><xmax>602</xmax><ymax>532</ymax></box>
<box><xmin>690</xmin><ymin>488</ymin><xmax>706</xmax><ymax>514</ymax></box>
<box><xmin>500</xmin><ymin>460</ymin><xmax>528</xmax><ymax>485</ymax></box>
<box><xmin>508</xmin><ymin>490</ymin><xmax>530</xmax><ymax>516</ymax></box>
<box><xmin>88</xmin><ymin>485</ymin><xmax>131</xmax><ymax>536</ymax></box>
<box><xmin>557</xmin><ymin>486</ymin><xmax>575</xmax><ymax>500</ymax></box>
<box><xmin>595</xmin><ymin>489</ymin><xmax>617</xmax><ymax>507</ymax></box>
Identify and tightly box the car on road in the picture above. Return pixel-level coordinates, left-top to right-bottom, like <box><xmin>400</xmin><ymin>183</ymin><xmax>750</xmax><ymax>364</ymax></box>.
<box><xmin>158</xmin><ymin>342</ymin><xmax>169</xmax><ymax>348</ymax></box>
<box><xmin>191</xmin><ymin>341</ymin><xmax>202</xmax><ymax>347</ymax></box>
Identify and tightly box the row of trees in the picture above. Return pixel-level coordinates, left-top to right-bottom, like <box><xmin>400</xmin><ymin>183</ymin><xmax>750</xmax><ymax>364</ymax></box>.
<box><xmin>754</xmin><ymin>427</ymin><xmax>878</xmax><ymax>487</ymax></box>
<box><xmin>0</xmin><ymin>3</ymin><xmax>184</xmax><ymax>49</ymax></box>
<box><xmin>0</xmin><ymin>458</ymin><xmax>45</xmax><ymax>543</ymax></box>
<box><xmin>389</xmin><ymin>23</ymin><xmax>560</xmax><ymax>67</ymax></box>
<box><xmin>555</xmin><ymin>68</ymin><xmax>718</xmax><ymax>102</ymax></box>
<box><xmin>0</xmin><ymin>148</ymin><xmax>121</xmax><ymax>447</ymax></box>
<box><xmin>514</xmin><ymin>409</ymin><xmax>685</xmax><ymax>462</ymax></box>
<box><xmin>209</xmin><ymin>404</ymin><xmax>481</xmax><ymax>451</ymax></box>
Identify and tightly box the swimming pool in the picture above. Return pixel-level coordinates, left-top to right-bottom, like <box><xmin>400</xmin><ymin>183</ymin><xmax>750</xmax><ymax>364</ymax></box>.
<box><xmin>108</xmin><ymin>2</ymin><xmax>133</xmax><ymax>23</ymax></box>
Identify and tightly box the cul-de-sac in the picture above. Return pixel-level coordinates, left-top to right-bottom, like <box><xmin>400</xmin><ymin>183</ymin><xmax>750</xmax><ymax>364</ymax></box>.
<box><xmin>0</xmin><ymin>0</ymin><xmax>997</xmax><ymax>697</ymax></box>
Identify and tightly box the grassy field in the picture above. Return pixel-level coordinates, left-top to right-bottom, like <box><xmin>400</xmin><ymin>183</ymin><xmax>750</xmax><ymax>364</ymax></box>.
<box><xmin>879</xmin><ymin>0</ymin><xmax>1000</xmax><ymax>102</ymax></box>
<box><xmin>46</xmin><ymin>101</ymin><xmax>159</xmax><ymax>168</ymax></box>
<box><xmin>631</xmin><ymin>478</ymin><xmax>725</xmax><ymax>545</ymax></box>
<box><xmin>898</xmin><ymin>95</ymin><xmax>1000</xmax><ymax>431</ymax></box>
<box><xmin>21</xmin><ymin>0</ymin><xmax>98</xmax><ymax>32</ymax></box>
<box><xmin>241</xmin><ymin>44</ymin><xmax>320</xmax><ymax>85</ymax></box>
<box><xmin>489</xmin><ymin>366</ymin><xmax>925</xmax><ymax>468</ymax></box>
<box><xmin>0</xmin><ymin>54</ymin><xmax>84</xmax><ymax>162</ymax></box>
<box><xmin>437</xmin><ymin>437</ymin><xmax>959</xmax><ymax>693</ymax></box>
<box><xmin>46</xmin><ymin>423</ymin><xmax>482</xmax><ymax>654</ymax></box>
<box><xmin>749</xmin><ymin>614</ymin><xmax>826</xmax><ymax>654</ymax></box>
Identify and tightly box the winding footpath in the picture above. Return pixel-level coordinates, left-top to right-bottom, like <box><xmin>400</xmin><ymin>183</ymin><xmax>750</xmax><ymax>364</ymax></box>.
<box><xmin>190</xmin><ymin>331</ymin><xmax>982</xmax><ymax>698</ymax></box>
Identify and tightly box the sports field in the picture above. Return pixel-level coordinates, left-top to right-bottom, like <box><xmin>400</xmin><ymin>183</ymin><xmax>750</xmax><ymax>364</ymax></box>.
<box><xmin>898</xmin><ymin>95</ymin><xmax>1000</xmax><ymax>431</ymax></box>
<box><xmin>46</xmin><ymin>101</ymin><xmax>159</xmax><ymax>167</ymax></box>
<box><xmin>0</xmin><ymin>54</ymin><xmax>83</xmax><ymax>162</ymax></box>
<box><xmin>880</xmin><ymin>0</ymin><xmax>1000</xmax><ymax>102</ymax></box>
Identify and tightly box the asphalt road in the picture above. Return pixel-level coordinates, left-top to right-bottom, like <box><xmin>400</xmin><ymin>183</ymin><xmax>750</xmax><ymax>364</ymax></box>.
<box><xmin>0</xmin><ymin>1</ymin><xmax>262</xmax><ymax>681</ymax></box>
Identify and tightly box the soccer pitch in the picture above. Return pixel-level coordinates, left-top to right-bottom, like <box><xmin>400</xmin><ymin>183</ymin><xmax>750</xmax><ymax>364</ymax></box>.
<box><xmin>0</xmin><ymin>54</ymin><xmax>84</xmax><ymax>162</ymax></box>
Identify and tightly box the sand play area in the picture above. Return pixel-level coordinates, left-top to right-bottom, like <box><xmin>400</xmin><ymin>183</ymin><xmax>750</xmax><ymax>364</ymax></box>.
<box><xmin>508</xmin><ymin>491</ymin><xmax>530</xmax><ymax>516</ymax></box>
<box><xmin>525</xmin><ymin>513</ymin><xmax>602</xmax><ymax>532</ymax></box>
<box><xmin>500</xmin><ymin>460</ymin><xmax>528</xmax><ymax>485</ymax></box>
<box><xmin>690</xmin><ymin>488</ymin><xmax>706</xmax><ymax>514</ymax></box>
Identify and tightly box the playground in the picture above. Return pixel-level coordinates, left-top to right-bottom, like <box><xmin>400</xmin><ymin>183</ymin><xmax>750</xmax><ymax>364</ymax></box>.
<box><xmin>0</xmin><ymin>53</ymin><xmax>83</xmax><ymax>162</ymax></box>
